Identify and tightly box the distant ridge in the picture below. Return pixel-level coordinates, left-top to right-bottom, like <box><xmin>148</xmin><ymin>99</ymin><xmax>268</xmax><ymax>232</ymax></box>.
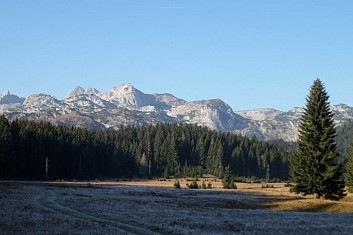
<box><xmin>0</xmin><ymin>90</ymin><xmax>25</xmax><ymax>104</ymax></box>
<box><xmin>1</xmin><ymin>83</ymin><xmax>353</xmax><ymax>141</ymax></box>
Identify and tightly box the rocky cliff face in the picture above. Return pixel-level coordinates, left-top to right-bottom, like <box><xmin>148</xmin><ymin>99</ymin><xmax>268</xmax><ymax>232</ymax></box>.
<box><xmin>236</xmin><ymin>105</ymin><xmax>353</xmax><ymax>141</ymax></box>
<box><xmin>0</xmin><ymin>90</ymin><xmax>25</xmax><ymax>104</ymax></box>
<box><xmin>1</xmin><ymin>84</ymin><xmax>353</xmax><ymax>142</ymax></box>
<box><xmin>0</xmin><ymin>83</ymin><xmax>249</xmax><ymax>133</ymax></box>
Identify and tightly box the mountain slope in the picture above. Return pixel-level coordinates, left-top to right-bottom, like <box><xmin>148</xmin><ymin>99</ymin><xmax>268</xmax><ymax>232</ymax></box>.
<box><xmin>1</xmin><ymin>84</ymin><xmax>353</xmax><ymax>141</ymax></box>
<box><xmin>0</xmin><ymin>83</ymin><xmax>249</xmax><ymax>133</ymax></box>
<box><xmin>0</xmin><ymin>90</ymin><xmax>25</xmax><ymax>104</ymax></box>
<box><xmin>100</xmin><ymin>83</ymin><xmax>161</xmax><ymax>109</ymax></box>
<box><xmin>66</xmin><ymin>86</ymin><xmax>100</xmax><ymax>98</ymax></box>
<box><xmin>168</xmin><ymin>99</ymin><xmax>248</xmax><ymax>131</ymax></box>
<box><xmin>237</xmin><ymin>105</ymin><xmax>353</xmax><ymax>141</ymax></box>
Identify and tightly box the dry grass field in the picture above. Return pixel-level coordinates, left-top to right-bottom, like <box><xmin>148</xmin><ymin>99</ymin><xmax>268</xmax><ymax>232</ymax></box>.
<box><xmin>81</xmin><ymin>177</ymin><xmax>353</xmax><ymax>213</ymax></box>
<box><xmin>1</xmin><ymin>178</ymin><xmax>353</xmax><ymax>234</ymax></box>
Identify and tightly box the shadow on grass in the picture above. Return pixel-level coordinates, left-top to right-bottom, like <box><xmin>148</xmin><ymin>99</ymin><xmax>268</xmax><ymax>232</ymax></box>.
<box><xmin>287</xmin><ymin>202</ymin><xmax>336</xmax><ymax>213</ymax></box>
<box><xmin>174</xmin><ymin>189</ymin><xmax>349</xmax><ymax>213</ymax></box>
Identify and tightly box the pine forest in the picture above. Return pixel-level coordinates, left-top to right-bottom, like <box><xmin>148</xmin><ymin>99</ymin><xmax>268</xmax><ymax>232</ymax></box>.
<box><xmin>0</xmin><ymin>115</ymin><xmax>290</xmax><ymax>181</ymax></box>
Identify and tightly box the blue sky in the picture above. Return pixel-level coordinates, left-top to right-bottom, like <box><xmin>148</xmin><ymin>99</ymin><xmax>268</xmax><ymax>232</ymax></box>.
<box><xmin>1</xmin><ymin>1</ymin><xmax>353</xmax><ymax>111</ymax></box>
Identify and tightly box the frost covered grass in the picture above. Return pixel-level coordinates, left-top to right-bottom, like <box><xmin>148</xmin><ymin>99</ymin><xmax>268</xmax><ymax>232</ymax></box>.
<box><xmin>1</xmin><ymin>181</ymin><xmax>353</xmax><ymax>234</ymax></box>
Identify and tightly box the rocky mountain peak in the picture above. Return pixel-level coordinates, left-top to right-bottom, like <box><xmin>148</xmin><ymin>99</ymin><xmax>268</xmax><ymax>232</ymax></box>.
<box><xmin>120</xmin><ymin>83</ymin><xmax>134</xmax><ymax>91</ymax></box>
<box><xmin>2</xmin><ymin>83</ymin><xmax>353</xmax><ymax>142</ymax></box>
<box><xmin>153</xmin><ymin>93</ymin><xmax>186</xmax><ymax>107</ymax></box>
<box><xmin>1</xmin><ymin>90</ymin><xmax>10</xmax><ymax>97</ymax></box>
<box><xmin>66</xmin><ymin>86</ymin><xmax>100</xmax><ymax>98</ymax></box>
<box><xmin>102</xmin><ymin>83</ymin><xmax>137</xmax><ymax>99</ymax></box>
<box><xmin>331</xmin><ymin>103</ymin><xmax>352</xmax><ymax>111</ymax></box>
<box><xmin>23</xmin><ymin>94</ymin><xmax>62</xmax><ymax>107</ymax></box>
<box><xmin>101</xmin><ymin>83</ymin><xmax>157</xmax><ymax>109</ymax></box>
<box><xmin>0</xmin><ymin>90</ymin><xmax>25</xmax><ymax>104</ymax></box>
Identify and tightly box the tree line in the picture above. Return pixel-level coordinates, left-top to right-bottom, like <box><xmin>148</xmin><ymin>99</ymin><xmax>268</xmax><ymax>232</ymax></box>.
<box><xmin>0</xmin><ymin>116</ymin><xmax>290</xmax><ymax>180</ymax></box>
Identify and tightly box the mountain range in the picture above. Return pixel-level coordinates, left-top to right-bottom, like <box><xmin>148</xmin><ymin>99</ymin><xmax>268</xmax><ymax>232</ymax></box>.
<box><xmin>1</xmin><ymin>83</ymin><xmax>353</xmax><ymax>142</ymax></box>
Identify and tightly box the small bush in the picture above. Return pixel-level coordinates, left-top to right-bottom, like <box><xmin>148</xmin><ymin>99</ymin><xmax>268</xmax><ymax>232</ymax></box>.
<box><xmin>174</xmin><ymin>179</ymin><xmax>181</xmax><ymax>189</ymax></box>
<box><xmin>201</xmin><ymin>181</ymin><xmax>207</xmax><ymax>189</ymax></box>
<box><xmin>262</xmin><ymin>184</ymin><xmax>274</xmax><ymax>188</ymax></box>
<box><xmin>229</xmin><ymin>183</ymin><xmax>237</xmax><ymax>189</ymax></box>
<box><xmin>207</xmin><ymin>182</ymin><xmax>213</xmax><ymax>189</ymax></box>
<box><xmin>188</xmin><ymin>180</ymin><xmax>199</xmax><ymax>189</ymax></box>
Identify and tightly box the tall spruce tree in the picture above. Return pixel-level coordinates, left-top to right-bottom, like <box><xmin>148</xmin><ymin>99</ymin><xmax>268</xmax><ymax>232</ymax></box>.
<box><xmin>290</xmin><ymin>79</ymin><xmax>345</xmax><ymax>200</ymax></box>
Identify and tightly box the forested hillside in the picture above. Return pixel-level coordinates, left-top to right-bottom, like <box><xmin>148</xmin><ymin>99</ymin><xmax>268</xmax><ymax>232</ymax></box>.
<box><xmin>0</xmin><ymin>115</ymin><xmax>290</xmax><ymax>180</ymax></box>
<box><xmin>336</xmin><ymin>121</ymin><xmax>353</xmax><ymax>164</ymax></box>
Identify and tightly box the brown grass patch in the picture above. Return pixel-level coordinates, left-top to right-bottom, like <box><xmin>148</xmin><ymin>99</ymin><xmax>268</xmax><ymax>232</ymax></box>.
<box><xmin>100</xmin><ymin>178</ymin><xmax>353</xmax><ymax>213</ymax></box>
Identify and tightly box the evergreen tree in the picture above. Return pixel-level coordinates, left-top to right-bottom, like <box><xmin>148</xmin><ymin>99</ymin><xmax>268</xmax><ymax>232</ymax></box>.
<box><xmin>222</xmin><ymin>165</ymin><xmax>236</xmax><ymax>189</ymax></box>
<box><xmin>0</xmin><ymin>115</ymin><xmax>12</xmax><ymax>177</ymax></box>
<box><xmin>174</xmin><ymin>179</ymin><xmax>181</xmax><ymax>189</ymax></box>
<box><xmin>345</xmin><ymin>139</ymin><xmax>353</xmax><ymax>193</ymax></box>
<box><xmin>139</xmin><ymin>152</ymin><xmax>148</xmax><ymax>177</ymax></box>
<box><xmin>163</xmin><ymin>167</ymin><xmax>170</xmax><ymax>179</ymax></box>
<box><xmin>290</xmin><ymin>79</ymin><xmax>345</xmax><ymax>200</ymax></box>
<box><xmin>265</xmin><ymin>164</ymin><xmax>270</xmax><ymax>183</ymax></box>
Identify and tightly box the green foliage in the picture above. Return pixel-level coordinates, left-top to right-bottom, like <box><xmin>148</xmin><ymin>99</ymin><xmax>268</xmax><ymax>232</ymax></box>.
<box><xmin>174</xmin><ymin>179</ymin><xmax>181</xmax><ymax>189</ymax></box>
<box><xmin>0</xmin><ymin>116</ymin><xmax>291</xmax><ymax>181</ymax></box>
<box><xmin>290</xmin><ymin>79</ymin><xmax>346</xmax><ymax>200</ymax></box>
<box><xmin>345</xmin><ymin>138</ymin><xmax>353</xmax><ymax>193</ymax></box>
<box><xmin>201</xmin><ymin>181</ymin><xmax>207</xmax><ymax>189</ymax></box>
<box><xmin>336</xmin><ymin>121</ymin><xmax>353</xmax><ymax>164</ymax></box>
<box><xmin>265</xmin><ymin>164</ymin><xmax>270</xmax><ymax>183</ymax></box>
<box><xmin>223</xmin><ymin>166</ymin><xmax>237</xmax><ymax>189</ymax></box>
<box><xmin>207</xmin><ymin>182</ymin><xmax>213</xmax><ymax>189</ymax></box>
<box><xmin>187</xmin><ymin>180</ymin><xmax>199</xmax><ymax>189</ymax></box>
<box><xmin>163</xmin><ymin>167</ymin><xmax>170</xmax><ymax>179</ymax></box>
<box><xmin>262</xmin><ymin>184</ymin><xmax>274</xmax><ymax>188</ymax></box>
<box><xmin>0</xmin><ymin>115</ymin><xmax>12</xmax><ymax>178</ymax></box>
